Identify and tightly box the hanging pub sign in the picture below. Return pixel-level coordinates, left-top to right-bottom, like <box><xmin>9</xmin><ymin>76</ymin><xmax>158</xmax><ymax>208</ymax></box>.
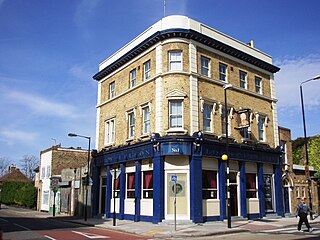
<box><xmin>236</xmin><ymin>109</ymin><xmax>250</xmax><ymax>129</ymax></box>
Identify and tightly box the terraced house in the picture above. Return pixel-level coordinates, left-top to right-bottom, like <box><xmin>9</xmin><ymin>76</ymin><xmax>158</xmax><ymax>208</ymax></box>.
<box><xmin>91</xmin><ymin>15</ymin><xmax>282</xmax><ymax>223</ymax></box>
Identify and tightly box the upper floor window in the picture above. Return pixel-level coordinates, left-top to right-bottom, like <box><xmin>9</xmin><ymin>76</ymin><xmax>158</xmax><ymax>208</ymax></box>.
<box><xmin>142</xmin><ymin>106</ymin><xmax>150</xmax><ymax>134</ymax></box>
<box><xmin>144</xmin><ymin>60</ymin><xmax>151</xmax><ymax>80</ymax></box>
<box><xmin>41</xmin><ymin>166</ymin><xmax>45</xmax><ymax>179</ymax></box>
<box><xmin>130</xmin><ymin>69</ymin><xmax>136</xmax><ymax>88</ymax></box>
<box><xmin>246</xmin><ymin>173</ymin><xmax>257</xmax><ymax>198</ymax></box>
<box><xmin>128</xmin><ymin>111</ymin><xmax>135</xmax><ymax>139</ymax></box>
<box><xmin>258</xmin><ymin>116</ymin><xmax>265</xmax><ymax>141</ymax></box>
<box><xmin>104</xmin><ymin>118</ymin><xmax>115</xmax><ymax>145</ymax></box>
<box><xmin>46</xmin><ymin>166</ymin><xmax>51</xmax><ymax>178</ymax></box>
<box><xmin>169</xmin><ymin>51</ymin><xmax>182</xmax><ymax>71</ymax></box>
<box><xmin>203</xmin><ymin>103</ymin><xmax>213</xmax><ymax>132</ymax></box>
<box><xmin>202</xmin><ymin>170</ymin><xmax>218</xmax><ymax>199</ymax></box>
<box><xmin>169</xmin><ymin>100</ymin><xmax>183</xmax><ymax>129</ymax></box>
<box><xmin>239</xmin><ymin>71</ymin><xmax>247</xmax><ymax>89</ymax></box>
<box><xmin>302</xmin><ymin>186</ymin><xmax>306</xmax><ymax>198</ymax></box>
<box><xmin>201</xmin><ymin>56</ymin><xmax>210</xmax><ymax>77</ymax></box>
<box><xmin>296</xmin><ymin>186</ymin><xmax>300</xmax><ymax>198</ymax></box>
<box><xmin>219</xmin><ymin>63</ymin><xmax>227</xmax><ymax>81</ymax></box>
<box><xmin>109</xmin><ymin>81</ymin><xmax>115</xmax><ymax>99</ymax></box>
<box><xmin>127</xmin><ymin>172</ymin><xmax>135</xmax><ymax>198</ymax></box>
<box><xmin>143</xmin><ymin>170</ymin><xmax>153</xmax><ymax>199</ymax></box>
<box><xmin>255</xmin><ymin>76</ymin><xmax>262</xmax><ymax>94</ymax></box>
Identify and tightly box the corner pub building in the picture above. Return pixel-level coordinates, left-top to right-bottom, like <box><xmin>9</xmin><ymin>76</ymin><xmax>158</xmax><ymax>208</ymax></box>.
<box><xmin>91</xmin><ymin>15</ymin><xmax>283</xmax><ymax>224</ymax></box>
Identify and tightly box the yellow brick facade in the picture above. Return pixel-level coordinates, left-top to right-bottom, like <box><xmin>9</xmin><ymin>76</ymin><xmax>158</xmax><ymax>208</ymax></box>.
<box><xmin>97</xmin><ymin>40</ymin><xmax>277</xmax><ymax>151</ymax></box>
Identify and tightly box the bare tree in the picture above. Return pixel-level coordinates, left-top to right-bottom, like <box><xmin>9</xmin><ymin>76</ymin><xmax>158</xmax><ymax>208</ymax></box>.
<box><xmin>19</xmin><ymin>155</ymin><xmax>39</xmax><ymax>180</ymax></box>
<box><xmin>0</xmin><ymin>157</ymin><xmax>11</xmax><ymax>176</ymax></box>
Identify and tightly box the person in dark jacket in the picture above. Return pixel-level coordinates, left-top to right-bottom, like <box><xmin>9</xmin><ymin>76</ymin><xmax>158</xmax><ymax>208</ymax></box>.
<box><xmin>296</xmin><ymin>197</ymin><xmax>313</xmax><ymax>232</ymax></box>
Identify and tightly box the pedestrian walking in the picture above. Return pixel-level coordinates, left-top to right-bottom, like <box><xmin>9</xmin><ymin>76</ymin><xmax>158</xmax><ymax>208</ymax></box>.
<box><xmin>296</xmin><ymin>197</ymin><xmax>313</xmax><ymax>232</ymax></box>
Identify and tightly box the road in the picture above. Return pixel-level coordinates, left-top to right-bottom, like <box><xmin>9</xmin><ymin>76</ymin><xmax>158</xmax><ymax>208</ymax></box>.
<box><xmin>0</xmin><ymin>205</ymin><xmax>147</xmax><ymax>240</ymax></box>
<box><xmin>172</xmin><ymin>223</ymin><xmax>320</xmax><ymax>240</ymax></box>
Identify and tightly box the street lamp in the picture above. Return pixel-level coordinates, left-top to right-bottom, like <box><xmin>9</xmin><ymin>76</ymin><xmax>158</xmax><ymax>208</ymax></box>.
<box><xmin>222</xmin><ymin>83</ymin><xmax>232</xmax><ymax>228</ymax></box>
<box><xmin>300</xmin><ymin>75</ymin><xmax>320</xmax><ymax>219</ymax></box>
<box><xmin>68</xmin><ymin>133</ymin><xmax>91</xmax><ymax>221</ymax></box>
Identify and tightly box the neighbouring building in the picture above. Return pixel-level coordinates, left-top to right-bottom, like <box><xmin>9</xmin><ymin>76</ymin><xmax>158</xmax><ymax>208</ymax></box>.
<box><xmin>0</xmin><ymin>165</ymin><xmax>31</xmax><ymax>184</ymax></box>
<box><xmin>36</xmin><ymin>144</ymin><xmax>89</xmax><ymax>216</ymax></box>
<box><xmin>91</xmin><ymin>15</ymin><xmax>283</xmax><ymax>223</ymax></box>
<box><xmin>279</xmin><ymin>127</ymin><xmax>318</xmax><ymax>215</ymax></box>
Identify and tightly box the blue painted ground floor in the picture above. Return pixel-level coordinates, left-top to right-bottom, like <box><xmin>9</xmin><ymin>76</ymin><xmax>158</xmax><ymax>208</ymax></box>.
<box><xmin>91</xmin><ymin>135</ymin><xmax>284</xmax><ymax>223</ymax></box>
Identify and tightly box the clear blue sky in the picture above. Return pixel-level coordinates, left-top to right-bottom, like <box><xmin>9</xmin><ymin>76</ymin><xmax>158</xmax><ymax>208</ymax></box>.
<box><xmin>1</xmin><ymin>0</ymin><xmax>320</xmax><ymax>165</ymax></box>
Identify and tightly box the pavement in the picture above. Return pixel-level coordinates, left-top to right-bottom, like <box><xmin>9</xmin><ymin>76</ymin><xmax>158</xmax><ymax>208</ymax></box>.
<box><xmin>54</xmin><ymin>212</ymin><xmax>320</xmax><ymax>238</ymax></box>
<box><xmin>3</xmin><ymin>205</ymin><xmax>320</xmax><ymax>239</ymax></box>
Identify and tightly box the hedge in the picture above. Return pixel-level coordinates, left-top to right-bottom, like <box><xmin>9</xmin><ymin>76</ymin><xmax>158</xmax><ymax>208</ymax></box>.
<box><xmin>1</xmin><ymin>181</ymin><xmax>37</xmax><ymax>208</ymax></box>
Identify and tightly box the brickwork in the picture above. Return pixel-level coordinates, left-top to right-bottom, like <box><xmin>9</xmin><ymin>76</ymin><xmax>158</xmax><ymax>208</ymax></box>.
<box><xmin>279</xmin><ymin>127</ymin><xmax>318</xmax><ymax>214</ymax></box>
<box><xmin>96</xmin><ymin>39</ymin><xmax>278</xmax><ymax>151</ymax></box>
<box><xmin>51</xmin><ymin>149</ymin><xmax>88</xmax><ymax>176</ymax></box>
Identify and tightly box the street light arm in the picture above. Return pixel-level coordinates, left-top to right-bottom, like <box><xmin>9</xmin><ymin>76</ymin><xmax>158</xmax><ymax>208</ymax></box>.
<box><xmin>68</xmin><ymin>133</ymin><xmax>91</xmax><ymax>140</ymax></box>
<box><xmin>300</xmin><ymin>75</ymin><xmax>320</xmax><ymax>86</ymax></box>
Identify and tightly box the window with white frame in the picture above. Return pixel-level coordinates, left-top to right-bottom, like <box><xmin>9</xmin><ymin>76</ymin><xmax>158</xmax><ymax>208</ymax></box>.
<box><xmin>239</xmin><ymin>71</ymin><xmax>247</xmax><ymax>89</ymax></box>
<box><xmin>169</xmin><ymin>51</ymin><xmax>182</xmax><ymax>71</ymax></box>
<box><xmin>109</xmin><ymin>81</ymin><xmax>115</xmax><ymax>99</ymax></box>
<box><xmin>142</xmin><ymin>106</ymin><xmax>150</xmax><ymax>134</ymax></box>
<box><xmin>42</xmin><ymin>191</ymin><xmax>49</xmax><ymax>205</ymax></box>
<box><xmin>41</xmin><ymin>166</ymin><xmax>45</xmax><ymax>179</ymax></box>
<box><xmin>143</xmin><ymin>170</ymin><xmax>153</xmax><ymax>199</ymax></box>
<box><xmin>128</xmin><ymin>111</ymin><xmax>135</xmax><ymax>139</ymax></box>
<box><xmin>201</xmin><ymin>56</ymin><xmax>210</xmax><ymax>77</ymax></box>
<box><xmin>203</xmin><ymin>103</ymin><xmax>213</xmax><ymax>132</ymax></box>
<box><xmin>246</xmin><ymin>173</ymin><xmax>257</xmax><ymax>198</ymax></box>
<box><xmin>258</xmin><ymin>116</ymin><xmax>265</xmax><ymax>141</ymax></box>
<box><xmin>126</xmin><ymin>172</ymin><xmax>135</xmax><ymax>198</ymax></box>
<box><xmin>296</xmin><ymin>186</ymin><xmax>300</xmax><ymax>198</ymax></box>
<box><xmin>144</xmin><ymin>60</ymin><xmax>151</xmax><ymax>80</ymax></box>
<box><xmin>219</xmin><ymin>63</ymin><xmax>227</xmax><ymax>81</ymax></box>
<box><xmin>130</xmin><ymin>69</ymin><xmax>136</xmax><ymax>88</ymax></box>
<box><xmin>202</xmin><ymin>170</ymin><xmax>218</xmax><ymax>199</ymax></box>
<box><xmin>302</xmin><ymin>186</ymin><xmax>306</xmax><ymax>198</ymax></box>
<box><xmin>169</xmin><ymin>100</ymin><xmax>183</xmax><ymax>129</ymax></box>
<box><xmin>104</xmin><ymin>118</ymin><xmax>115</xmax><ymax>145</ymax></box>
<box><xmin>255</xmin><ymin>76</ymin><xmax>262</xmax><ymax>94</ymax></box>
<box><xmin>46</xmin><ymin>166</ymin><xmax>51</xmax><ymax>178</ymax></box>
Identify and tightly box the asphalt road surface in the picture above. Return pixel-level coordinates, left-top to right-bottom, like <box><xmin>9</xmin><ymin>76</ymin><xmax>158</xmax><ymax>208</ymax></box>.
<box><xmin>0</xmin><ymin>205</ymin><xmax>147</xmax><ymax>240</ymax></box>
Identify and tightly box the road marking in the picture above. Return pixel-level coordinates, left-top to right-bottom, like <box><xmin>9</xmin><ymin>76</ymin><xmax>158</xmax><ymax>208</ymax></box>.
<box><xmin>44</xmin><ymin>235</ymin><xmax>56</xmax><ymax>240</ymax></box>
<box><xmin>0</xmin><ymin>218</ymin><xmax>9</xmax><ymax>223</ymax></box>
<box><xmin>72</xmin><ymin>230</ymin><xmax>110</xmax><ymax>239</ymax></box>
<box><xmin>13</xmin><ymin>223</ymin><xmax>30</xmax><ymax>231</ymax></box>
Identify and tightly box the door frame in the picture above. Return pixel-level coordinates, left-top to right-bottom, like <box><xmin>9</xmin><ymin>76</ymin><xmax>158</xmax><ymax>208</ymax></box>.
<box><xmin>164</xmin><ymin>169</ymin><xmax>190</xmax><ymax>220</ymax></box>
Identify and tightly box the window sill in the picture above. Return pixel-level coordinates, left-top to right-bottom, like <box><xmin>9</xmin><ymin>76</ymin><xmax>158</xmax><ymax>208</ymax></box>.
<box><xmin>166</xmin><ymin>128</ymin><xmax>188</xmax><ymax>134</ymax></box>
<box><xmin>103</xmin><ymin>143</ymin><xmax>115</xmax><ymax>148</ymax></box>
<box><xmin>139</xmin><ymin>134</ymin><xmax>150</xmax><ymax>140</ymax></box>
<box><xmin>241</xmin><ymin>138</ymin><xmax>254</xmax><ymax>144</ymax></box>
<box><xmin>126</xmin><ymin>138</ymin><xmax>134</xmax><ymax>143</ymax></box>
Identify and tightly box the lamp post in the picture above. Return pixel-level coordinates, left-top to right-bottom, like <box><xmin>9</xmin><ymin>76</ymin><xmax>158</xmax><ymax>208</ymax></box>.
<box><xmin>222</xmin><ymin>83</ymin><xmax>232</xmax><ymax>228</ymax></box>
<box><xmin>68</xmin><ymin>133</ymin><xmax>91</xmax><ymax>221</ymax></box>
<box><xmin>300</xmin><ymin>75</ymin><xmax>320</xmax><ymax>219</ymax></box>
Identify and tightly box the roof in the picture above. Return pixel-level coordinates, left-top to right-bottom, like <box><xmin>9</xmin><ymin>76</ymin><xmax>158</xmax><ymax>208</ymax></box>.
<box><xmin>93</xmin><ymin>15</ymin><xmax>280</xmax><ymax>81</ymax></box>
<box><xmin>0</xmin><ymin>168</ymin><xmax>31</xmax><ymax>183</ymax></box>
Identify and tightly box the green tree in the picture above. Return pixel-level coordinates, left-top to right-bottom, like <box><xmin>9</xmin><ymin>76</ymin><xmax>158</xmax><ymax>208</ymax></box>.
<box><xmin>308</xmin><ymin>135</ymin><xmax>320</xmax><ymax>174</ymax></box>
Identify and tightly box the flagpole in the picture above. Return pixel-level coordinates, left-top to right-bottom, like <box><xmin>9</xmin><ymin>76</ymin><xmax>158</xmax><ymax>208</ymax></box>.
<box><xmin>164</xmin><ymin>0</ymin><xmax>166</xmax><ymax>17</ymax></box>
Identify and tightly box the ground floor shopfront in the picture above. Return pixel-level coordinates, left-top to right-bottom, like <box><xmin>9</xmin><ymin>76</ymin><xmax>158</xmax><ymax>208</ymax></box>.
<box><xmin>92</xmin><ymin>135</ymin><xmax>284</xmax><ymax>223</ymax></box>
